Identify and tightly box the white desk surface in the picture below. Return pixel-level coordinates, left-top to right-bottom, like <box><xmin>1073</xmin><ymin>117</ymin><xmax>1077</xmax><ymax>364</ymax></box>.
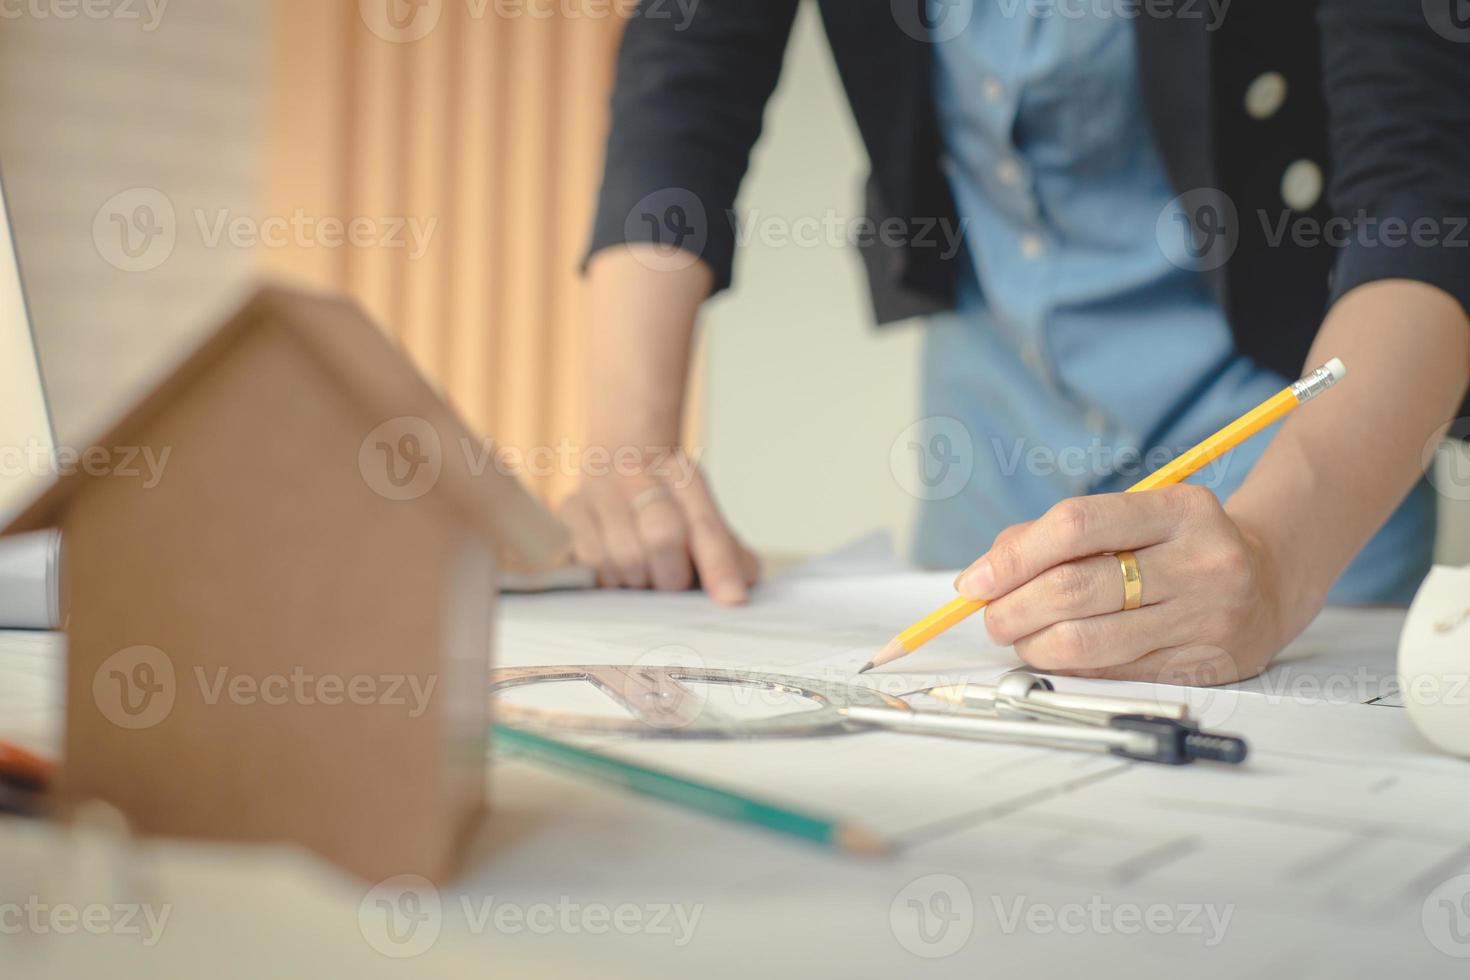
<box><xmin>2</xmin><ymin>569</ymin><xmax>1468</xmax><ymax>978</ymax></box>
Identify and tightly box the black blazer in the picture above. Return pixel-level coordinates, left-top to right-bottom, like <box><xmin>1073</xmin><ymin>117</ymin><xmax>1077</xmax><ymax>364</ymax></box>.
<box><xmin>587</xmin><ymin>0</ymin><xmax>1470</xmax><ymax>387</ymax></box>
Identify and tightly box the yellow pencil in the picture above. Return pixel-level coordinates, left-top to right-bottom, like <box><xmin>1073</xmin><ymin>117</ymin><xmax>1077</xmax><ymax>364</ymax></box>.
<box><xmin>859</xmin><ymin>358</ymin><xmax>1348</xmax><ymax>674</ymax></box>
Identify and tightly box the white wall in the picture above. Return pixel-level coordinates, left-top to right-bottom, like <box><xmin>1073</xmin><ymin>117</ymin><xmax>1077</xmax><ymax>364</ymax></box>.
<box><xmin>0</xmin><ymin>1</ymin><xmax>265</xmax><ymax>445</ymax></box>
<box><xmin>700</xmin><ymin>3</ymin><xmax>925</xmax><ymax>560</ymax></box>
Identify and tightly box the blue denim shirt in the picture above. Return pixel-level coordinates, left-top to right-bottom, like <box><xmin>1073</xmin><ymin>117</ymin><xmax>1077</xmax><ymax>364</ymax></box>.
<box><xmin>910</xmin><ymin>6</ymin><xmax>1432</xmax><ymax>602</ymax></box>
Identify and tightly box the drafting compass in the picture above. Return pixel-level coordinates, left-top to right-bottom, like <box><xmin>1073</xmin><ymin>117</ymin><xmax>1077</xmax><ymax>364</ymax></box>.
<box><xmin>490</xmin><ymin>666</ymin><xmax>1248</xmax><ymax>765</ymax></box>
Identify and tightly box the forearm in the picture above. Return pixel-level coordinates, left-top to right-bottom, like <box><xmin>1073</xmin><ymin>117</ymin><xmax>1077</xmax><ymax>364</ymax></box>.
<box><xmin>1227</xmin><ymin>279</ymin><xmax>1470</xmax><ymax>623</ymax></box>
<box><xmin>585</xmin><ymin>246</ymin><xmax>712</xmax><ymax>452</ymax></box>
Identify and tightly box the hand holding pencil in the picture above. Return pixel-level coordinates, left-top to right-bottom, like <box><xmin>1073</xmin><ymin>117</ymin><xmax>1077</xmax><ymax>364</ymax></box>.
<box><xmin>864</xmin><ymin>360</ymin><xmax>1348</xmax><ymax>682</ymax></box>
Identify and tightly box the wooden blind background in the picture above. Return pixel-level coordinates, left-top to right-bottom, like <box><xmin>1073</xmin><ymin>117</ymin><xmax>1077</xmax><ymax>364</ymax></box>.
<box><xmin>262</xmin><ymin>2</ymin><xmax>624</xmax><ymax>503</ymax></box>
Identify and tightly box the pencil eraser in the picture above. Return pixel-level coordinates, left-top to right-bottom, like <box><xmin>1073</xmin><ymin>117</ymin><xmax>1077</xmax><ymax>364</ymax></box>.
<box><xmin>1325</xmin><ymin>357</ymin><xmax>1347</xmax><ymax>382</ymax></box>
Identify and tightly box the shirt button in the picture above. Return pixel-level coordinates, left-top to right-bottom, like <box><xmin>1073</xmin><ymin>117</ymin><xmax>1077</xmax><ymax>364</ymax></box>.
<box><xmin>983</xmin><ymin>76</ymin><xmax>1004</xmax><ymax>104</ymax></box>
<box><xmin>1244</xmin><ymin>71</ymin><xmax>1288</xmax><ymax>120</ymax></box>
<box><xmin>1281</xmin><ymin>159</ymin><xmax>1323</xmax><ymax>211</ymax></box>
<box><xmin>996</xmin><ymin>158</ymin><xmax>1023</xmax><ymax>187</ymax></box>
<box><xmin>1022</xmin><ymin>343</ymin><xmax>1046</xmax><ymax>371</ymax></box>
<box><xmin>1020</xmin><ymin>234</ymin><xmax>1045</xmax><ymax>260</ymax></box>
<box><xmin>1084</xmin><ymin>408</ymin><xmax>1109</xmax><ymax>435</ymax></box>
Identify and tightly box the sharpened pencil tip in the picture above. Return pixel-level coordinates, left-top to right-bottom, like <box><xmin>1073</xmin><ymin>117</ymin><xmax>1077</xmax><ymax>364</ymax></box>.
<box><xmin>857</xmin><ymin>660</ymin><xmax>874</xmax><ymax>674</ymax></box>
<box><xmin>859</xmin><ymin>636</ymin><xmax>909</xmax><ymax>675</ymax></box>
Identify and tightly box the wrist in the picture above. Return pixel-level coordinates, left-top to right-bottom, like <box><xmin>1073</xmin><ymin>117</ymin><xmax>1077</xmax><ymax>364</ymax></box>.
<box><xmin>1229</xmin><ymin>507</ymin><xmax>1327</xmax><ymax>648</ymax></box>
<box><xmin>586</xmin><ymin>400</ymin><xmax>684</xmax><ymax>456</ymax></box>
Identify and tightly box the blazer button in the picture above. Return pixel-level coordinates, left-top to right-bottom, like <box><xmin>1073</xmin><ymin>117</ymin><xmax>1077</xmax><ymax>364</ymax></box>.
<box><xmin>1281</xmin><ymin>159</ymin><xmax>1323</xmax><ymax>211</ymax></box>
<box><xmin>1244</xmin><ymin>72</ymin><xmax>1288</xmax><ymax>120</ymax></box>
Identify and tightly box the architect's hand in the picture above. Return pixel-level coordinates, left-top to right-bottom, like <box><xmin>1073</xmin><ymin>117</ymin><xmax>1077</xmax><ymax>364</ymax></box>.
<box><xmin>559</xmin><ymin>463</ymin><xmax>760</xmax><ymax>604</ymax></box>
<box><xmin>956</xmin><ymin>485</ymin><xmax>1296</xmax><ymax>684</ymax></box>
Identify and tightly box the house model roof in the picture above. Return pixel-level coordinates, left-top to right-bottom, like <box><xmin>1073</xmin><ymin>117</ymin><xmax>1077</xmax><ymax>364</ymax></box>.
<box><xmin>0</xmin><ymin>284</ymin><xmax>569</xmax><ymax>572</ymax></box>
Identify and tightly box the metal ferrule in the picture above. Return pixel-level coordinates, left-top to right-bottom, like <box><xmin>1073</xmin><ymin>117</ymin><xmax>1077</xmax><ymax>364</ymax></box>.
<box><xmin>1290</xmin><ymin>364</ymin><xmax>1341</xmax><ymax>403</ymax></box>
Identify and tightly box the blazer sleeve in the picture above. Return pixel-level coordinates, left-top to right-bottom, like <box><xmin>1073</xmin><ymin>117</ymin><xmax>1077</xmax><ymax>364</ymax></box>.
<box><xmin>583</xmin><ymin>0</ymin><xmax>801</xmax><ymax>293</ymax></box>
<box><xmin>1318</xmin><ymin>1</ymin><xmax>1470</xmax><ymax>317</ymax></box>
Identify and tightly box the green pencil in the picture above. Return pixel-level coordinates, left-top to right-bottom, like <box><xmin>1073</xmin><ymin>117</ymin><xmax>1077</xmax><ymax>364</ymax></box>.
<box><xmin>491</xmin><ymin>724</ymin><xmax>889</xmax><ymax>856</ymax></box>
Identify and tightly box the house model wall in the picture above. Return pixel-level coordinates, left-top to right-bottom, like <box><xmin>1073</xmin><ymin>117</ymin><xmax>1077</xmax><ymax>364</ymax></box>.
<box><xmin>2</xmin><ymin>285</ymin><xmax>568</xmax><ymax>882</ymax></box>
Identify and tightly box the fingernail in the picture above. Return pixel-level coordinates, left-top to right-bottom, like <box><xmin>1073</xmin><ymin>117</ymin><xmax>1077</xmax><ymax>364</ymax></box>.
<box><xmin>956</xmin><ymin>558</ymin><xmax>995</xmax><ymax>600</ymax></box>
